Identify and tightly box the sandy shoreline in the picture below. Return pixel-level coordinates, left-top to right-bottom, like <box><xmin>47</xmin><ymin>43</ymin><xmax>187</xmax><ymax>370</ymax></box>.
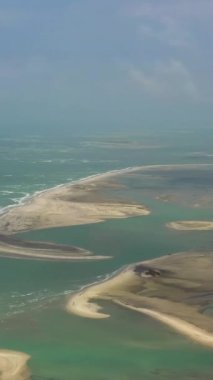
<box><xmin>0</xmin><ymin>166</ymin><xmax>154</xmax><ymax>235</ymax></box>
<box><xmin>0</xmin><ymin>163</ymin><xmax>211</xmax><ymax>257</ymax></box>
<box><xmin>66</xmin><ymin>251</ymin><xmax>213</xmax><ymax>348</ymax></box>
<box><xmin>66</xmin><ymin>268</ymin><xmax>133</xmax><ymax>319</ymax></box>
<box><xmin>0</xmin><ymin>350</ymin><xmax>30</xmax><ymax>380</ymax></box>
<box><xmin>0</xmin><ymin>163</ymin><xmax>211</xmax><ymax>217</ymax></box>
<box><xmin>0</xmin><ymin>165</ymin><xmax>159</xmax><ymax>260</ymax></box>
<box><xmin>115</xmin><ymin>302</ymin><xmax>213</xmax><ymax>348</ymax></box>
<box><xmin>1</xmin><ymin>163</ymin><xmax>212</xmax><ymax>236</ymax></box>
<box><xmin>0</xmin><ymin>200</ymin><xmax>149</xmax><ymax>234</ymax></box>
<box><xmin>167</xmin><ymin>221</ymin><xmax>213</xmax><ymax>231</ymax></box>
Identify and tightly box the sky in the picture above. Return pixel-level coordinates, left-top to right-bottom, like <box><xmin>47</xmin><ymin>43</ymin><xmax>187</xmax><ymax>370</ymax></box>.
<box><xmin>0</xmin><ymin>0</ymin><xmax>212</xmax><ymax>135</ymax></box>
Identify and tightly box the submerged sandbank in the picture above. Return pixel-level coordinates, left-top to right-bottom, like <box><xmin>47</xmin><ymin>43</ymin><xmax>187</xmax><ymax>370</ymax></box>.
<box><xmin>0</xmin><ymin>350</ymin><xmax>30</xmax><ymax>380</ymax></box>
<box><xmin>66</xmin><ymin>251</ymin><xmax>213</xmax><ymax>347</ymax></box>
<box><xmin>0</xmin><ymin>233</ymin><xmax>111</xmax><ymax>261</ymax></box>
<box><xmin>167</xmin><ymin>221</ymin><xmax>213</xmax><ymax>231</ymax></box>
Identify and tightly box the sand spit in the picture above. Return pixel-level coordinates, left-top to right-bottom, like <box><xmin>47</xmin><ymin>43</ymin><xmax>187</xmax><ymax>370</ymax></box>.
<box><xmin>66</xmin><ymin>251</ymin><xmax>213</xmax><ymax>348</ymax></box>
<box><xmin>0</xmin><ymin>163</ymin><xmax>212</xmax><ymax>235</ymax></box>
<box><xmin>0</xmin><ymin>163</ymin><xmax>212</xmax><ymax>261</ymax></box>
<box><xmin>0</xmin><ymin>169</ymin><xmax>152</xmax><ymax>235</ymax></box>
<box><xmin>66</xmin><ymin>269</ymin><xmax>134</xmax><ymax>319</ymax></box>
<box><xmin>0</xmin><ymin>199</ymin><xmax>149</xmax><ymax>235</ymax></box>
<box><xmin>167</xmin><ymin>221</ymin><xmax>213</xmax><ymax>231</ymax></box>
<box><xmin>115</xmin><ymin>303</ymin><xmax>213</xmax><ymax>348</ymax></box>
<box><xmin>0</xmin><ymin>234</ymin><xmax>110</xmax><ymax>261</ymax></box>
<box><xmin>0</xmin><ymin>350</ymin><xmax>30</xmax><ymax>380</ymax></box>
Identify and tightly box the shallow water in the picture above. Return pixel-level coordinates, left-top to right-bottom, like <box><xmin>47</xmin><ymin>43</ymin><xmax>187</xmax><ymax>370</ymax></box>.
<box><xmin>0</xmin><ymin>130</ymin><xmax>213</xmax><ymax>379</ymax></box>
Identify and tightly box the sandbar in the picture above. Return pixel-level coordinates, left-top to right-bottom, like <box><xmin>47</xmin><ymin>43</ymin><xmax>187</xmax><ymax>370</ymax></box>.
<box><xmin>115</xmin><ymin>303</ymin><xmax>213</xmax><ymax>348</ymax></box>
<box><xmin>0</xmin><ymin>163</ymin><xmax>212</xmax><ymax>261</ymax></box>
<box><xmin>0</xmin><ymin>163</ymin><xmax>212</xmax><ymax>235</ymax></box>
<box><xmin>167</xmin><ymin>221</ymin><xmax>213</xmax><ymax>231</ymax></box>
<box><xmin>0</xmin><ymin>167</ymin><xmax>151</xmax><ymax>260</ymax></box>
<box><xmin>0</xmin><ymin>184</ymin><xmax>150</xmax><ymax>235</ymax></box>
<box><xmin>0</xmin><ymin>233</ymin><xmax>111</xmax><ymax>261</ymax></box>
<box><xmin>66</xmin><ymin>251</ymin><xmax>213</xmax><ymax>347</ymax></box>
<box><xmin>0</xmin><ymin>350</ymin><xmax>30</xmax><ymax>380</ymax></box>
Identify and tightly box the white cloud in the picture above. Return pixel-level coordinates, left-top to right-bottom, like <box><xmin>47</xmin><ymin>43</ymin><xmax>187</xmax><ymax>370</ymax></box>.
<box><xmin>138</xmin><ymin>20</ymin><xmax>190</xmax><ymax>48</ymax></box>
<box><xmin>128</xmin><ymin>0</ymin><xmax>213</xmax><ymax>48</ymax></box>
<box><xmin>131</xmin><ymin>0</ymin><xmax>213</xmax><ymax>19</ymax></box>
<box><xmin>129</xmin><ymin>60</ymin><xmax>199</xmax><ymax>100</ymax></box>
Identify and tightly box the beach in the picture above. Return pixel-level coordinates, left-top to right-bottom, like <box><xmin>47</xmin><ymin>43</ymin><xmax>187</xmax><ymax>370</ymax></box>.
<box><xmin>115</xmin><ymin>303</ymin><xmax>213</xmax><ymax>348</ymax></box>
<box><xmin>1</xmin><ymin>3</ymin><xmax>213</xmax><ymax>375</ymax></box>
<box><xmin>66</xmin><ymin>268</ymin><xmax>135</xmax><ymax>319</ymax></box>
<box><xmin>0</xmin><ymin>167</ymin><xmax>151</xmax><ymax>235</ymax></box>
<box><xmin>0</xmin><ymin>163</ymin><xmax>211</xmax><ymax>236</ymax></box>
<box><xmin>0</xmin><ymin>350</ymin><xmax>30</xmax><ymax>380</ymax></box>
<box><xmin>0</xmin><ymin>162</ymin><xmax>213</xmax><ymax>376</ymax></box>
<box><xmin>0</xmin><ymin>133</ymin><xmax>213</xmax><ymax>379</ymax></box>
<box><xmin>66</xmin><ymin>251</ymin><xmax>213</xmax><ymax>348</ymax></box>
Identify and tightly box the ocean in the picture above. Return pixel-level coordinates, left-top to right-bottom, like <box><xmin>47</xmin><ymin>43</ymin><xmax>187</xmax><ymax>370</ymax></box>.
<box><xmin>0</xmin><ymin>128</ymin><xmax>212</xmax><ymax>379</ymax></box>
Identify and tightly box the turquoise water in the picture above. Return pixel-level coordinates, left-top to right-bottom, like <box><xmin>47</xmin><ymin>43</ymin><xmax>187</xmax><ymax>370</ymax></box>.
<box><xmin>0</xmin><ymin>131</ymin><xmax>213</xmax><ymax>379</ymax></box>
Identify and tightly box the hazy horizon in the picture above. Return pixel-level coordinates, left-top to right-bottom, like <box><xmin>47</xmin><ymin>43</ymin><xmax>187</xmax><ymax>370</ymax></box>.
<box><xmin>0</xmin><ymin>0</ymin><xmax>213</xmax><ymax>135</ymax></box>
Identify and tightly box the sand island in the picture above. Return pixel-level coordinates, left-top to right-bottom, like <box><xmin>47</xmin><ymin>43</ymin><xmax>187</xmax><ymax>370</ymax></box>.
<box><xmin>0</xmin><ymin>233</ymin><xmax>111</xmax><ymax>261</ymax></box>
<box><xmin>0</xmin><ymin>163</ymin><xmax>212</xmax><ymax>378</ymax></box>
<box><xmin>0</xmin><ymin>171</ymin><xmax>150</xmax><ymax>235</ymax></box>
<box><xmin>0</xmin><ymin>163</ymin><xmax>211</xmax><ymax>236</ymax></box>
<box><xmin>0</xmin><ymin>163</ymin><xmax>212</xmax><ymax>261</ymax></box>
<box><xmin>167</xmin><ymin>221</ymin><xmax>213</xmax><ymax>231</ymax></box>
<box><xmin>0</xmin><ymin>166</ymin><xmax>151</xmax><ymax>260</ymax></box>
<box><xmin>66</xmin><ymin>251</ymin><xmax>213</xmax><ymax>348</ymax></box>
<box><xmin>0</xmin><ymin>350</ymin><xmax>30</xmax><ymax>380</ymax></box>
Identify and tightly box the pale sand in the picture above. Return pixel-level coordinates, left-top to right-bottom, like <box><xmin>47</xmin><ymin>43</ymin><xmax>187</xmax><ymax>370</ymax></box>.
<box><xmin>66</xmin><ymin>252</ymin><xmax>213</xmax><ymax>348</ymax></box>
<box><xmin>0</xmin><ymin>163</ymin><xmax>212</xmax><ymax>261</ymax></box>
<box><xmin>66</xmin><ymin>269</ymin><xmax>134</xmax><ymax>319</ymax></box>
<box><xmin>114</xmin><ymin>302</ymin><xmax>213</xmax><ymax>348</ymax></box>
<box><xmin>167</xmin><ymin>221</ymin><xmax>213</xmax><ymax>231</ymax></box>
<box><xmin>0</xmin><ymin>350</ymin><xmax>30</xmax><ymax>380</ymax></box>
<box><xmin>0</xmin><ymin>163</ymin><xmax>212</xmax><ymax>235</ymax></box>
<box><xmin>0</xmin><ymin>198</ymin><xmax>149</xmax><ymax>234</ymax></box>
